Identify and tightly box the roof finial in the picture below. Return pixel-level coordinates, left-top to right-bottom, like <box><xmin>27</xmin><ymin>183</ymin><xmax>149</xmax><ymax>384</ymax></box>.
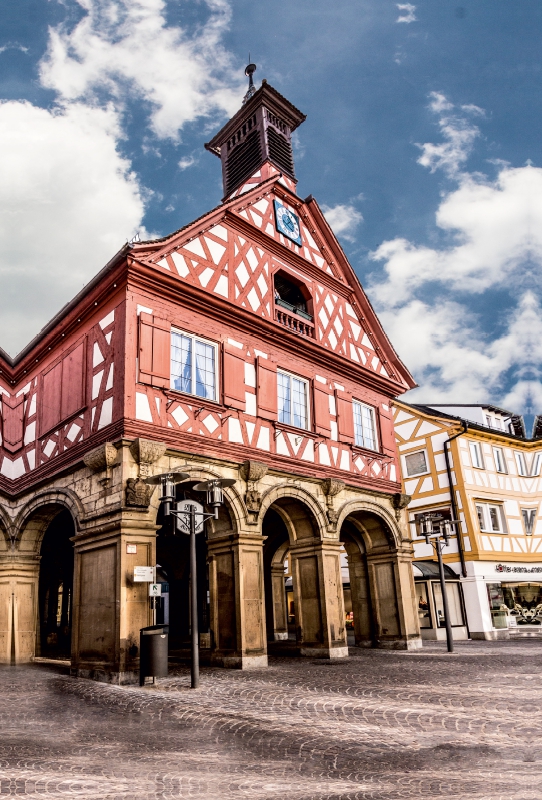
<box><xmin>243</xmin><ymin>57</ymin><xmax>257</xmax><ymax>104</ymax></box>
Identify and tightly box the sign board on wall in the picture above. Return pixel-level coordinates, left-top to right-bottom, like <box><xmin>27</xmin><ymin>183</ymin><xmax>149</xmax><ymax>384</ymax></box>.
<box><xmin>134</xmin><ymin>566</ymin><xmax>154</xmax><ymax>582</ymax></box>
<box><xmin>149</xmin><ymin>583</ymin><xmax>162</xmax><ymax>597</ymax></box>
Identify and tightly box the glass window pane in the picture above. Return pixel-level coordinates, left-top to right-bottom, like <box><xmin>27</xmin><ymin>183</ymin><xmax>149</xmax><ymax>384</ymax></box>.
<box><xmin>194</xmin><ymin>340</ymin><xmax>215</xmax><ymax>399</ymax></box>
<box><xmin>415</xmin><ymin>583</ymin><xmax>431</xmax><ymax>628</ymax></box>
<box><xmin>277</xmin><ymin>371</ymin><xmax>291</xmax><ymax>425</ymax></box>
<box><xmin>353</xmin><ymin>402</ymin><xmax>377</xmax><ymax>450</ymax></box>
<box><xmin>171</xmin><ymin>332</ymin><xmax>192</xmax><ymax>393</ymax></box>
<box><xmin>489</xmin><ymin>506</ymin><xmax>500</xmax><ymax>532</ymax></box>
<box><xmin>476</xmin><ymin>505</ymin><xmax>485</xmax><ymax>530</ymax></box>
<box><xmin>405</xmin><ymin>451</ymin><xmax>427</xmax><ymax>477</ymax></box>
<box><xmin>291</xmin><ymin>377</ymin><xmax>307</xmax><ymax>429</ymax></box>
<box><xmin>432</xmin><ymin>582</ymin><xmax>464</xmax><ymax>627</ymax></box>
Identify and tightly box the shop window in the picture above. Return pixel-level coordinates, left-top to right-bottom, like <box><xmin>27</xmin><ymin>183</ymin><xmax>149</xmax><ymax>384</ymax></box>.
<box><xmin>492</xmin><ymin>447</ymin><xmax>507</xmax><ymax>474</ymax></box>
<box><xmin>404</xmin><ymin>450</ymin><xmax>428</xmax><ymax>477</ymax></box>
<box><xmin>515</xmin><ymin>451</ymin><xmax>528</xmax><ymax>477</ymax></box>
<box><xmin>277</xmin><ymin>369</ymin><xmax>309</xmax><ymax>429</ymax></box>
<box><xmin>415</xmin><ymin>583</ymin><xmax>432</xmax><ymax>628</ymax></box>
<box><xmin>469</xmin><ymin>441</ymin><xmax>484</xmax><ymax>469</ymax></box>
<box><xmin>487</xmin><ymin>583</ymin><xmax>508</xmax><ymax>629</ymax></box>
<box><xmin>476</xmin><ymin>502</ymin><xmax>507</xmax><ymax>533</ymax></box>
<box><xmin>352</xmin><ymin>401</ymin><xmax>378</xmax><ymax>451</ymax></box>
<box><xmin>432</xmin><ymin>582</ymin><xmax>465</xmax><ymax>627</ymax></box>
<box><xmin>522</xmin><ymin>508</ymin><xmax>536</xmax><ymax>536</ymax></box>
<box><xmin>171</xmin><ymin>329</ymin><xmax>217</xmax><ymax>401</ymax></box>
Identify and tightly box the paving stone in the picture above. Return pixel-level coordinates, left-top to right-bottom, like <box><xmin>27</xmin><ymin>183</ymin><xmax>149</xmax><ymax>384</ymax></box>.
<box><xmin>1</xmin><ymin>641</ymin><xmax>542</xmax><ymax>798</ymax></box>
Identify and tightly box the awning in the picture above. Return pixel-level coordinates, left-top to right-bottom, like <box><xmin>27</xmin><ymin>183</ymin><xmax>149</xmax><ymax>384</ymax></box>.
<box><xmin>412</xmin><ymin>561</ymin><xmax>459</xmax><ymax>579</ymax></box>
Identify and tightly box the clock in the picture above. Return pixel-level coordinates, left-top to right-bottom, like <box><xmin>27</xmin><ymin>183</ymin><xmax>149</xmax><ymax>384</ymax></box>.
<box><xmin>274</xmin><ymin>200</ymin><xmax>302</xmax><ymax>246</ymax></box>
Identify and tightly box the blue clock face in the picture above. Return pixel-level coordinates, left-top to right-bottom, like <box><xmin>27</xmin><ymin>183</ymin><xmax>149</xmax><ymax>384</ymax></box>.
<box><xmin>274</xmin><ymin>200</ymin><xmax>302</xmax><ymax>246</ymax></box>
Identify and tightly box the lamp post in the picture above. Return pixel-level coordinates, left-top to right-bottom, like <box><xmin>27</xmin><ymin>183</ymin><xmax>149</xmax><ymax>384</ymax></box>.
<box><xmin>145</xmin><ymin>472</ymin><xmax>235</xmax><ymax>688</ymax></box>
<box><xmin>416</xmin><ymin>512</ymin><xmax>459</xmax><ymax>653</ymax></box>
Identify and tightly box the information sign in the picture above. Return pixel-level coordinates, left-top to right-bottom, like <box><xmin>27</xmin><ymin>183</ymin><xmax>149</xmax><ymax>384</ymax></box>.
<box><xmin>134</xmin><ymin>566</ymin><xmax>154</xmax><ymax>582</ymax></box>
<box><xmin>149</xmin><ymin>583</ymin><xmax>162</xmax><ymax>597</ymax></box>
<box><xmin>175</xmin><ymin>500</ymin><xmax>205</xmax><ymax>534</ymax></box>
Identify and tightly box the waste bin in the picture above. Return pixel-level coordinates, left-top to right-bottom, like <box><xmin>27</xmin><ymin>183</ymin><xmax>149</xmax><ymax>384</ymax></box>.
<box><xmin>139</xmin><ymin>625</ymin><xmax>169</xmax><ymax>685</ymax></box>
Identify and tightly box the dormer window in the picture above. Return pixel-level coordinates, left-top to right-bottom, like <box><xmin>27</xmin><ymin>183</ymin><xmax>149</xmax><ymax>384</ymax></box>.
<box><xmin>273</xmin><ymin>272</ymin><xmax>312</xmax><ymax>321</ymax></box>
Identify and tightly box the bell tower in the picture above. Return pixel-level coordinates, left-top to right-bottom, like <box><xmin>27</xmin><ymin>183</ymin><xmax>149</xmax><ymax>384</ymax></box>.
<box><xmin>205</xmin><ymin>64</ymin><xmax>306</xmax><ymax>198</ymax></box>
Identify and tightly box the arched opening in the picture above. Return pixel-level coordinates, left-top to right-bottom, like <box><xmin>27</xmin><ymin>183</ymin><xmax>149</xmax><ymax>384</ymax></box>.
<box><xmin>339</xmin><ymin>510</ymin><xmax>402</xmax><ymax>647</ymax></box>
<box><xmin>38</xmin><ymin>509</ymin><xmax>75</xmax><ymax>659</ymax></box>
<box><xmin>273</xmin><ymin>271</ymin><xmax>313</xmax><ymax>320</ymax></box>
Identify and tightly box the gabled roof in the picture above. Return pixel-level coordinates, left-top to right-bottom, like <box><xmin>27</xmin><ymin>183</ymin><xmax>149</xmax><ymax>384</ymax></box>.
<box><xmin>400</xmin><ymin>401</ymin><xmax>528</xmax><ymax>441</ymax></box>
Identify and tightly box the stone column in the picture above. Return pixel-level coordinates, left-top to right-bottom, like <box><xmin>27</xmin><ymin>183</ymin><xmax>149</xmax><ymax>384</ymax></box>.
<box><xmin>0</xmin><ymin>553</ymin><xmax>40</xmax><ymax>664</ymax></box>
<box><xmin>270</xmin><ymin>563</ymin><xmax>288</xmax><ymax>640</ymax></box>
<box><xmin>207</xmin><ymin>531</ymin><xmax>267</xmax><ymax>668</ymax></box>
<box><xmin>289</xmin><ymin>538</ymin><xmax>348</xmax><ymax>658</ymax></box>
<box><xmin>366</xmin><ymin>549</ymin><xmax>422</xmax><ymax>650</ymax></box>
<box><xmin>344</xmin><ymin>547</ymin><xmax>373</xmax><ymax>647</ymax></box>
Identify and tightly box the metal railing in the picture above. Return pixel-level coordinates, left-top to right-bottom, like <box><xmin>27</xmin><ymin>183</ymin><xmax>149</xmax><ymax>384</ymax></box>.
<box><xmin>275</xmin><ymin>307</ymin><xmax>315</xmax><ymax>337</ymax></box>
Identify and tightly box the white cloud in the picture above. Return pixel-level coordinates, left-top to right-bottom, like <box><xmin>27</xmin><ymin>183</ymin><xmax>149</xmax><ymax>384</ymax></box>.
<box><xmin>416</xmin><ymin>92</ymin><xmax>481</xmax><ymax>177</ymax></box>
<box><xmin>178</xmin><ymin>155</ymin><xmax>197</xmax><ymax>170</ymax></box>
<box><xmin>396</xmin><ymin>4</ymin><xmax>417</xmax><ymax>23</ymax></box>
<box><xmin>368</xmin><ymin>95</ymin><xmax>542</xmax><ymax>414</ymax></box>
<box><xmin>0</xmin><ymin>101</ymin><xmax>145</xmax><ymax>356</ymax></box>
<box><xmin>40</xmin><ymin>0</ymin><xmax>244</xmax><ymax>140</ymax></box>
<box><xmin>322</xmin><ymin>203</ymin><xmax>363</xmax><ymax>242</ymax></box>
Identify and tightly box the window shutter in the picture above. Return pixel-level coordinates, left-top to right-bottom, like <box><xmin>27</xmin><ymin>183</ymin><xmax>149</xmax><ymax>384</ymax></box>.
<box><xmin>257</xmin><ymin>358</ymin><xmax>277</xmax><ymax>420</ymax></box>
<box><xmin>335</xmin><ymin>390</ymin><xmax>354</xmax><ymax>444</ymax></box>
<box><xmin>61</xmin><ymin>341</ymin><xmax>85</xmax><ymax>420</ymax></box>
<box><xmin>378</xmin><ymin>404</ymin><xmax>395</xmax><ymax>457</ymax></box>
<box><xmin>223</xmin><ymin>350</ymin><xmax>246</xmax><ymax>410</ymax></box>
<box><xmin>138</xmin><ymin>313</ymin><xmax>171</xmax><ymax>388</ymax></box>
<box><xmin>40</xmin><ymin>362</ymin><xmax>62</xmax><ymax>435</ymax></box>
<box><xmin>3</xmin><ymin>395</ymin><xmax>25</xmax><ymax>453</ymax></box>
<box><xmin>313</xmin><ymin>385</ymin><xmax>331</xmax><ymax>436</ymax></box>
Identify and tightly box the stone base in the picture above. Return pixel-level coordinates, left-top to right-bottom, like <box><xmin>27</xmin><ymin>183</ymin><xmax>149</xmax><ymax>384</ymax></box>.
<box><xmin>71</xmin><ymin>667</ymin><xmax>140</xmax><ymax>684</ymax></box>
<box><xmin>471</xmin><ymin>630</ymin><xmax>510</xmax><ymax>641</ymax></box>
<box><xmin>299</xmin><ymin>646</ymin><xmax>349</xmax><ymax>659</ymax></box>
<box><xmin>274</xmin><ymin>632</ymin><xmax>289</xmax><ymax>641</ymax></box>
<box><xmin>212</xmin><ymin>654</ymin><xmax>268</xmax><ymax>669</ymax></box>
<box><xmin>375</xmin><ymin>637</ymin><xmax>423</xmax><ymax>650</ymax></box>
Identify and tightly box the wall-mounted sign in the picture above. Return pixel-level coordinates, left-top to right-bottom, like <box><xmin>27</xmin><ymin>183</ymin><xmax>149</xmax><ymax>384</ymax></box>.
<box><xmin>496</xmin><ymin>564</ymin><xmax>542</xmax><ymax>574</ymax></box>
<box><xmin>126</xmin><ymin>544</ymin><xmax>137</xmax><ymax>554</ymax></box>
<box><xmin>134</xmin><ymin>566</ymin><xmax>154</xmax><ymax>582</ymax></box>
<box><xmin>149</xmin><ymin>583</ymin><xmax>162</xmax><ymax>597</ymax></box>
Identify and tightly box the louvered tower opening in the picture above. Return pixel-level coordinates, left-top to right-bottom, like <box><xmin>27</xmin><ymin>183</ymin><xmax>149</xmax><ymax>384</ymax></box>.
<box><xmin>267</xmin><ymin>127</ymin><xmax>295</xmax><ymax>176</ymax></box>
<box><xmin>225</xmin><ymin>129</ymin><xmax>262</xmax><ymax>196</ymax></box>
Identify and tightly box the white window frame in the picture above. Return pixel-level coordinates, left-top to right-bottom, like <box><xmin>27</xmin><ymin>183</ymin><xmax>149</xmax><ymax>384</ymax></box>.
<box><xmin>492</xmin><ymin>447</ymin><xmax>507</xmax><ymax>474</ymax></box>
<box><xmin>403</xmin><ymin>449</ymin><xmax>429</xmax><ymax>478</ymax></box>
<box><xmin>170</xmin><ymin>328</ymin><xmax>218</xmax><ymax>402</ymax></box>
<box><xmin>277</xmin><ymin>369</ymin><xmax>310</xmax><ymax>430</ymax></box>
<box><xmin>521</xmin><ymin>508</ymin><xmax>537</xmax><ymax>536</ymax></box>
<box><xmin>469</xmin><ymin>441</ymin><xmax>484</xmax><ymax>469</ymax></box>
<box><xmin>531</xmin><ymin>452</ymin><xmax>542</xmax><ymax>477</ymax></box>
<box><xmin>475</xmin><ymin>502</ymin><xmax>508</xmax><ymax>534</ymax></box>
<box><xmin>352</xmin><ymin>400</ymin><xmax>378</xmax><ymax>451</ymax></box>
<box><xmin>514</xmin><ymin>451</ymin><xmax>528</xmax><ymax>477</ymax></box>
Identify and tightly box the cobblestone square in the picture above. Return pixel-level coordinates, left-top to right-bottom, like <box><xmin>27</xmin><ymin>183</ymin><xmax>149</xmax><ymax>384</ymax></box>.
<box><xmin>1</xmin><ymin>641</ymin><xmax>541</xmax><ymax>799</ymax></box>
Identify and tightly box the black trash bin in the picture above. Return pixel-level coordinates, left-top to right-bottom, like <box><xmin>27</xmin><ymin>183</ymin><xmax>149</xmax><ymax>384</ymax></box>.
<box><xmin>139</xmin><ymin>625</ymin><xmax>169</xmax><ymax>685</ymax></box>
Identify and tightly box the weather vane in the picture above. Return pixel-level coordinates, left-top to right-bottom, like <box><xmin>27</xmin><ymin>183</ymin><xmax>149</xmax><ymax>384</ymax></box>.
<box><xmin>243</xmin><ymin>56</ymin><xmax>257</xmax><ymax>104</ymax></box>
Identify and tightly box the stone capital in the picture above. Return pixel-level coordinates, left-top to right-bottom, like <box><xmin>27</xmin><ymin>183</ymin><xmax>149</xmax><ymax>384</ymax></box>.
<box><xmin>129</xmin><ymin>438</ymin><xmax>167</xmax><ymax>478</ymax></box>
<box><xmin>83</xmin><ymin>442</ymin><xmax>118</xmax><ymax>487</ymax></box>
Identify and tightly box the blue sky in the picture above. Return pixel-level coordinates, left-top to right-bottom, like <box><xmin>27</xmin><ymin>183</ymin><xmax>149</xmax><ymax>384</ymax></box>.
<box><xmin>1</xmin><ymin>0</ymin><xmax>540</xmax><ymax>425</ymax></box>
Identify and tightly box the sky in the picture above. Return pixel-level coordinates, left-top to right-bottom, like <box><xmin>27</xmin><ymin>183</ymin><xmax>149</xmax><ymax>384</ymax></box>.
<box><xmin>0</xmin><ymin>0</ymin><xmax>540</xmax><ymax>427</ymax></box>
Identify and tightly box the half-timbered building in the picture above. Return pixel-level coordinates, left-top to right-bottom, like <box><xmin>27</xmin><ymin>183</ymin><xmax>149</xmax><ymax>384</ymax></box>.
<box><xmin>0</xmin><ymin>73</ymin><xmax>421</xmax><ymax>681</ymax></box>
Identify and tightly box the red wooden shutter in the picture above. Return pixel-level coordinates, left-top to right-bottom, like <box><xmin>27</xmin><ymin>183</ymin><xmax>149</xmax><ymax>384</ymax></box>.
<box><xmin>61</xmin><ymin>341</ymin><xmax>85</xmax><ymax>420</ymax></box>
<box><xmin>138</xmin><ymin>313</ymin><xmax>171</xmax><ymax>388</ymax></box>
<box><xmin>3</xmin><ymin>395</ymin><xmax>25</xmax><ymax>453</ymax></box>
<box><xmin>378</xmin><ymin>403</ymin><xmax>396</xmax><ymax>458</ymax></box>
<box><xmin>40</xmin><ymin>362</ymin><xmax>62</xmax><ymax>435</ymax></box>
<box><xmin>223</xmin><ymin>350</ymin><xmax>246</xmax><ymax>410</ymax></box>
<box><xmin>335</xmin><ymin>390</ymin><xmax>354</xmax><ymax>444</ymax></box>
<box><xmin>313</xmin><ymin>385</ymin><xmax>331</xmax><ymax>436</ymax></box>
<box><xmin>257</xmin><ymin>358</ymin><xmax>277</xmax><ymax>420</ymax></box>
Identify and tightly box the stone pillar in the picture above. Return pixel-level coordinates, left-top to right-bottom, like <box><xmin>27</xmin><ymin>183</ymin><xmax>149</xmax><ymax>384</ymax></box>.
<box><xmin>289</xmin><ymin>538</ymin><xmax>348</xmax><ymax>658</ymax></box>
<box><xmin>270</xmin><ymin>563</ymin><xmax>288</xmax><ymax>640</ymax></box>
<box><xmin>0</xmin><ymin>553</ymin><xmax>40</xmax><ymax>664</ymax></box>
<box><xmin>71</xmin><ymin>513</ymin><xmax>159</xmax><ymax>683</ymax></box>
<box><xmin>207</xmin><ymin>532</ymin><xmax>267</xmax><ymax>668</ymax></box>
<box><xmin>344</xmin><ymin>547</ymin><xmax>373</xmax><ymax>647</ymax></box>
<box><xmin>366</xmin><ymin>549</ymin><xmax>422</xmax><ymax>650</ymax></box>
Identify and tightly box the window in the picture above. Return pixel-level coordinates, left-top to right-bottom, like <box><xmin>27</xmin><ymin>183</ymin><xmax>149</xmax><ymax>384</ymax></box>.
<box><xmin>277</xmin><ymin>370</ymin><xmax>308</xmax><ymax>429</ymax></box>
<box><xmin>432</xmin><ymin>583</ymin><xmax>465</xmax><ymax>627</ymax></box>
<box><xmin>492</xmin><ymin>447</ymin><xmax>507</xmax><ymax>474</ymax></box>
<box><xmin>522</xmin><ymin>508</ymin><xmax>536</xmax><ymax>536</ymax></box>
<box><xmin>415</xmin><ymin>584</ymin><xmax>432</xmax><ymax>628</ymax></box>
<box><xmin>469</xmin><ymin>441</ymin><xmax>484</xmax><ymax>469</ymax></box>
<box><xmin>475</xmin><ymin>502</ymin><xmax>507</xmax><ymax>533</ymax></box>
<box><xmin>532</xmin><ymin>453</ymin><xmax>542</xmax><ymax>477</ymax></box>
<box><xmin>171</xmin><ymin>330</ymin><xmax>217</xmax><ymax>400</ymax></box>
<box><xmin>353</xmin><ymin>401</ymin><xmax>378</xmax><ymax>450</ymax></box>
<box><xmin>515</xmin><ymin>451</ymin><xmax>528</xmax><ymax>476</ymax></box>
<box><xmin>404</xmin><ymin>450</ymin><xmax>428</xmax><ymax>477</ymax></box>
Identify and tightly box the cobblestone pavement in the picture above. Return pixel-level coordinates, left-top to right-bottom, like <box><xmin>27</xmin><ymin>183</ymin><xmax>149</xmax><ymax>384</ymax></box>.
<box><xmin>1</xmin><ymin>641</ymin><xmax>542</xmax><ymax>799</ymax></box>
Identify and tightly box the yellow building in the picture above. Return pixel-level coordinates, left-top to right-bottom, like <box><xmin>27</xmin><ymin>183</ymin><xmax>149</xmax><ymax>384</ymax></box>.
<box><xmin>394</xmin><ymin>402</ymin><xmax>542</xmax><ymax>640</ymax></box>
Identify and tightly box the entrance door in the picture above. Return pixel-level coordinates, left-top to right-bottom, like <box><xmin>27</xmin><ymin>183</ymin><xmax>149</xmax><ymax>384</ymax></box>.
<box><xmin>38</xmin><ymin>510</ymin><xmax>75</xmax><ymax>658</ymax></box>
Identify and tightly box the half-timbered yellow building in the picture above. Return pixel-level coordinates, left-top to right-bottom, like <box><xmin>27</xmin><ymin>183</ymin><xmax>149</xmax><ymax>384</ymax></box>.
<box><xmin>394</xmin><ymin>402</ymin><xmax>542</xmax><ymax>640</ymax></box>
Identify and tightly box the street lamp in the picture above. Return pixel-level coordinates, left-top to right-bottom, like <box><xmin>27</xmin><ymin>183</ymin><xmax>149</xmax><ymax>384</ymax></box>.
<box><xmin>416</xmin><ymin>512</ymin><xmax>460</xmax><ymax>653</ymax></box>
<box><xmin>145</xmin><ymin>472</ymin><xmax>235</xmax><ymax>688</ymax></box>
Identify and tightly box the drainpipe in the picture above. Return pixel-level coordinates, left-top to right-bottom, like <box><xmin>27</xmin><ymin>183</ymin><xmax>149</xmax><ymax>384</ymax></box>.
<box><xmin>443</xmin><ymin>422</ymin><xmax>468</xmax><ymax>578</ymax></box>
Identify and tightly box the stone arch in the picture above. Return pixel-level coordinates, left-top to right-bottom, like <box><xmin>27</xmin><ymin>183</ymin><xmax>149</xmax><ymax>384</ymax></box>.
<box><xmin>258</xmin><ymin>483</ymin><xmax>328</xmax><ymax>543</ymax></box>
<box><xmin>0</xmin><ymin>505</ymin><xmax>13</xmax><ymax>552</ymax></box>
<box><xmin>335</xmin><ymin>499</ymin><xmax>401</xmax><ymax>553</ymax></box>
<box><xmin>15</xmin><ymin>488</ymin><xmax>84</xmax><ymax>553</ymax></box>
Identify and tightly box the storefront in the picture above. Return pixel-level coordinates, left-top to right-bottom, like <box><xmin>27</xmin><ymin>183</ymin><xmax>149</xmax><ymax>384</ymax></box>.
<box><xmin>412</xmin><ymin>561</ymin><xmax>469</xmax><ymax>641</ymax></box>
